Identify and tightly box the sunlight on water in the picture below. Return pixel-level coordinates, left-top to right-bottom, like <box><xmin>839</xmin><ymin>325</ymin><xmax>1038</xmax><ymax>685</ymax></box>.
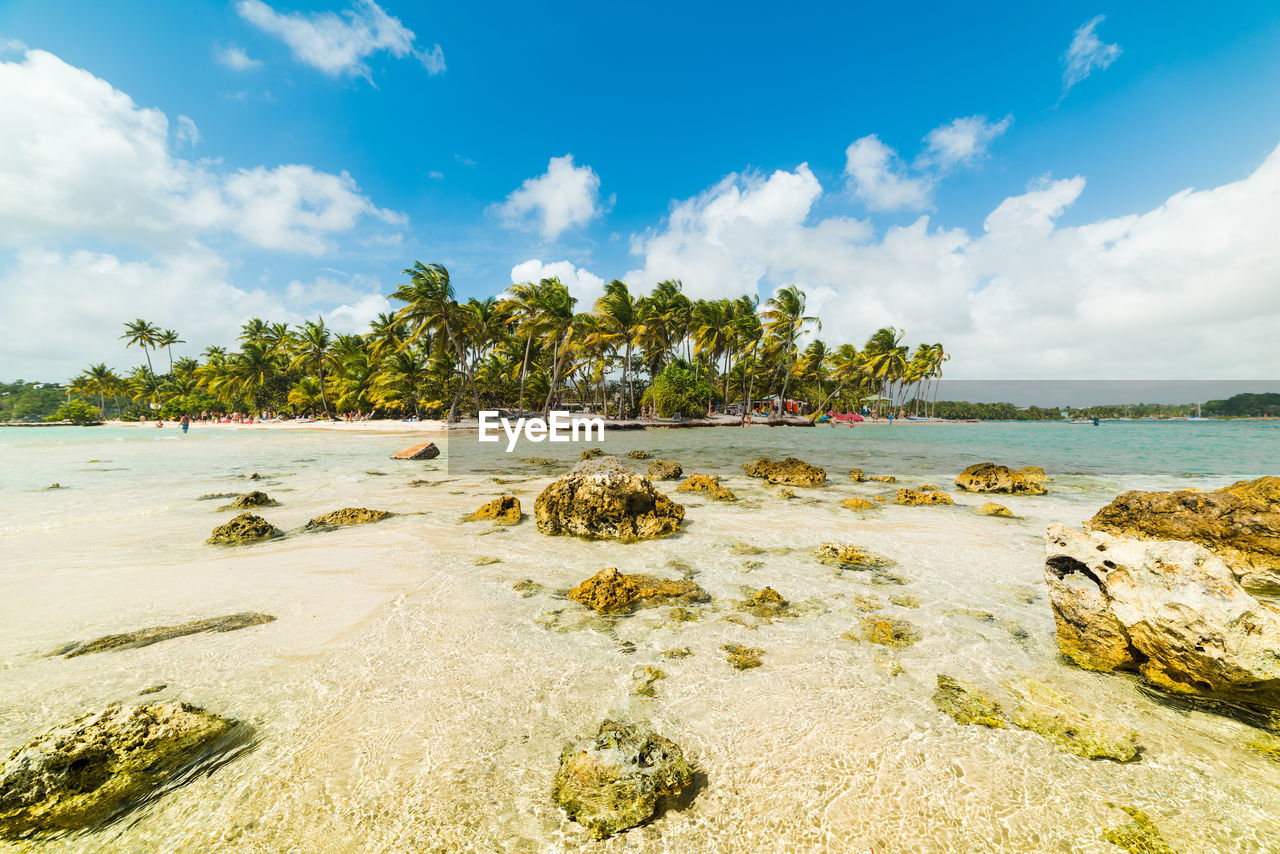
<box><xmin>0</xmin><ymin>421</ymin><xmax>1277</xmax><ymax>852</ymax></box>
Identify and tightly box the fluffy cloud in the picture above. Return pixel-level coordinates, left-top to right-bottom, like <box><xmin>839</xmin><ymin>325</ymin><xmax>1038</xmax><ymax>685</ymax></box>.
<box><xmin>1063</xmin><ymin>15</ymin><xmax>1121</xmax><ymax>94</ymax></box>
<box><xmin>496</xmin><ymin>155</ymin><xmax>606</xmax><ymax>241</ymax></box>
<box><xmin>0</xmin><ymin>49</ymin><xmax>403</xmax><ymax>254</ymax></box>
<box><xmin>921</xmin><ymin>115</ymin><xmax>1011</xmax><ymax>170</ymax></box>
<box><xmin>510</xmin><ymin>259</ymin><xmax>606</xmax><ymax>306</ymax></box>
<box><xmin>215</xmin><ymin>43</ymin><xmax>262</xmax><ymax>71</ymax></box>
<box><xmin>844</xmin><ymin>136</ymin><xmax>933</xmax><ymax>211</ymax></box>
<box><xmin>622</xmin><ymin>144</ymin><xmax>1280</xmax><ymax>379</ymax></box>
<box><xmin>236</xmin><ymin>0</ymin><xmax>444</xmax><ymax>79</ymax></box>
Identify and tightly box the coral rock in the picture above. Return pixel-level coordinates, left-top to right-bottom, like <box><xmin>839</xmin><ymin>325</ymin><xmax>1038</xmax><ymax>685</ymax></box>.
<box><xmin>742</xmin><ymin>456</ymin><xmax>826</xmax><ymax>486</ymax></box>
<box><xmin>955</xmin><ymin>462</ymin><xmax>1048</xmax><ymax>495</ymax></box>
<box><xmin>647</xmin><ymin>459</ymin><xmax>683</xmax><ymax>480</ymax></box>
<box><xmin>895</xmin><ymin>485</ymin><xmax>954</xmax><ymax>506</ymax></box>
<box><xmin>207</xmin><ymin>512</ymin><xmax>280</xmax><ymax>545</ymax></box>
<box><xmin>534</xmin><ymin>458</ymin><xmax>685</xmax><ymax>540</ymax></box>
<box><xmin>568</xmin><ymin>567</ymin><xmax>709</xmax><ymax>614</ymax></box>
<box><xmin>467</xmin><ymin>495</ymin><xmax>522</xmax><ymax>525</ymax></box>
<box><xmin>304</xmin><ymin>508</ymin><xmax>391</xmax><ymax>531</ymax></box>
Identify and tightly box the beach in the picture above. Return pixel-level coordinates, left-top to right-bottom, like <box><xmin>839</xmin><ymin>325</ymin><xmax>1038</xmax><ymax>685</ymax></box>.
<box><xmin>2</xmin><ymin>420</ymin><xmax>1278</xmax><ymax>852</ymax></box>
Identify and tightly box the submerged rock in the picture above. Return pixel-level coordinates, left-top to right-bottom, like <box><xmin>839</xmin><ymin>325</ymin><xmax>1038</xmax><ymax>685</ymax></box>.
<box><xmin>579</xmin><ymin>447</ymin><xmax>604</xmax><ymax>461</ymax></box>
<box><xmin>568</xmin><ymin>567</ymin><xmax>709</xmax><ymax>614</ymax></box>
<box><xmin>625</xmin><ymin>450</ymin><xmax>652</xmax><ymax>459</ymax></box>
<box><xmin>534</xmin><ymin>458</ymin><xmax>685</xmax><ymax>540</ymax></box>
<box><xmin>647</xmin><ymin>459</ymin><xmax>683</xmax><ymax>480</ymax></box>
<box><xmin>1088</xmin><ymin>476</ymin><xmax>1280</xmax><ymax>591</ymax></box>
<box><xmin>467</xmin><ymin>495</ymin><xmax>522</xmax><ymax>525</ymax></box>
<box><xmin>631</xmin><ymin>666</ymin><xmax>666</xmax><ymax>697</ymax></box>
<box><xmin>977</xmin><ymin>502</ymin><xmax>1015</xmax><ymax>517</ymax></box>
<box><xmin>851</xmin><ymin>616</ymin><xmax>921</xmax><ymax>648</ymax></box>
<box><xmin>1101</xmin><ymin>805</ymin><xmax>1179</xmax><ymax>854</ymax></box>
<box><xmin>222</xmin><ymin>491</ymin><xmax>278</xmax><ymax>511</ymax></box>
<box><xmin>724</xmin><ymin>644</ymin><xmax>764</xmax><ymax>670</ymax></box>
<box><xmin>739</xmin><ymin>587</ymin><xmax>789</xmax><ymax>619</ymax></box>
<box><xmin>777</xmin><ymin>487</ymin><xmax>796</xmax><ymax>499</ymax></box>
<box><xmin>848</xmin><ymin>468</ymin><xmax>865</xmax><ymax>482</ymax></box>
<box><xmin>841</xmin><ymin>497</ymin><xmax>876</xmax><ymax>511</ymax></box>
<box><xmin>304</xmin><ymin>507</ymin><xmax>391</xmax><ymax>531</ymax></box>
<box><xmin>933</xmin><ymin>675</ymin><xmax>1005</xmax><ymax>728</ymax></box>
<box><xmin>207</xmin><ymin>512</ymin><xmax>281</xmax><ymax>545</ymax></box>
<box><xmin>0</xmin><ymin>702</ymin><xmax>242</xmax><ymax>838</ymax></box>
<box><xmin>551</xmin><ymin>719</ymin><xmax>694</xmax><ymax>839</ymax></box>
<box><xmin>1045</xmin><ymin>523</ymin><xmax>1280</xmax><ymax>726</ymax></box>
<box><xmin>742</xmin><ymin>456</ymin><xmax>826</xmax><ymax>486</ymax></box>
<box><xmin>813</xmin><ymin>543</ymin><xmax>894</xmax><ymax>569</ymax></box>
<box><xmin>866</xmin><ymin>474</ymin><xmax>897</xmax><ymax>484</ymax></box>
<box><xmin>390</xmin><ymin>442</ymin><xmax>439</xmax><ymax>460</ymax></box>
<box><xmin>895</xmin><ymin>485</ymin><xmax>954</xmax><ymax>506</ymax></box>
<box><xmin>676</xmin><ymin>474</ymin><xmax>735</xmax><ymax>501</ymax></box>
<box><xmin>954</xmin><ymin>462</ymin><xmax>1048</xmax><ymax>495</ymax></box>
<box><xmin>1009</xmin><ymin>681</ymin><xmax>1140</xmax><ymax>762</ymax></box>
<box><xmin>61</xmin><ymin>613</ymin><xmax>275</xmax><ymax>658</ymax></box>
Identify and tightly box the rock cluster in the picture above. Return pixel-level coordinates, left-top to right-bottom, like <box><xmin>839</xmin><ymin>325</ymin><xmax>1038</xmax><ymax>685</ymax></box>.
<box><xmin>568</xmin><ymin>568</ymin><xmax>709</xmax><ymax>614</ymax></box>
<box><xmin>467</xmin><ymin>495</ymin><xmax>522</xmax><ymax>525</ymax></box>
<box><xmin>723</xmin><ymin>644</ymin><xmax>763</xmax><ymax>670</ymax></box>
<box><xmin>954</xmin><ymin>462</ymin><xmax>1047</xmax><ymax>495</ymax></box>
<box><xmin>852</xmin><ymin>616</ymin><xmax>920</xmax><ymax>648</ymax></box>
<box><xmin>534</xmin><ymin>458</ymin><xmax>685</xmax><ymax>540</ymax></box>
<box><xmin>207</xmin><ymin>512</ymin><xmax>281</xmax><ymax>545</ymax></box>
<box><xmin>895</xmin><ymin>485</ymin><xmax>954</xmax><ymax>505</ymax></box>
<box><xmin>304</xmin><ymin>508</ymin><xmax>391</xmax><ymax>531</ymax></box>
<box><xmin>0</xmin><ymin>702</ymin><xmax>241</xmax><ymax>838</ymax></box>
<box><xmin>813</xmin><ymin>543</ymin><xmax>893</xmax><ymax>569</ymax></box>
<box><xmin>551</xmin><ymin>719</ymin><xmax>694</xmax><ymax>839</ymax></box>
<box><xmin>647</xmin><ymin>459</ymin><xmax>683</xmax><ymax>480</ymax></box>
<box><xmin>742</xmin><ymin>457</ymin><xmax>826</xmax><ymax>486</ymax></box>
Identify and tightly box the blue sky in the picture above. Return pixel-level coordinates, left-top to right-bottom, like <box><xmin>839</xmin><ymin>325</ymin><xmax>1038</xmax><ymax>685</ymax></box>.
<box><xmin>2</xmin><ymin>1</ymin><xmax>1280</xmax><ymax>380</ymax></box>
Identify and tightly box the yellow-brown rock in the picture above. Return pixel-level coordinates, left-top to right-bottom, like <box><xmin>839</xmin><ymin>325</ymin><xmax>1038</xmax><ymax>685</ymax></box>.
<box><xmin>955</xmin><ymin>462</ymin><xmax>1048</xmax><ymax>495</ymax></box>
<box><xmin>842</xmin><ymin>497</ymin><xmax>876</xmax><ymax>511</ymax></box>
<box><xmin>534</xmin><ymin>458</ymin><xmax>685</xmax><ymax>540</ymax></box>
<box><xmin>742</xmin><ymin>456</ymin><xmax>826</xmax><ymax>486</ymax></box>
<box><xmin>467</xmin><ymin>494</ymin><xmax>522</xmax><ymax>525</ymax></box>
<box><xmin>895</xmin><ymin>485</ymin><xmax>954</xmax><ymax>505</ymax></box>
<box><xmin>568</xmin><ymin>567</ymin><xmax>709</xmax><ymax>614</ymax></box>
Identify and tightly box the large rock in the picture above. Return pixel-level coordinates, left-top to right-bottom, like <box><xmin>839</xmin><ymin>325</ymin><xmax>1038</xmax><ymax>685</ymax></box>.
<box><xmin>647</xmin><ymin>459</ymin><xmax>683</xmax><ymax>480</ymax></box>
<box><xmin>742</xmin><ymin>457</ymin><xmax>826</xmax><ymax>486</ymax></box>
<box><xmin>1088</xmin><ymin>476</ymin><xmax>1280</xmax><ymax>591</ymax></box>
<box><xmin>1045</xmin><ymin>523</ymin><xmax>1280</xmax><ymax>725</ymax></box>
<box><xmin>390</xmin><ymin>442</ymin><xmax>439</xmax><ymax>460</ymax></box>
<box><xmin>955</xmin><ymin>462</ymin><xmax>1047</xmax><ymax>495</ymax></box>
<box><xmin>551</xmin><ymin>719</ymin><xmax>694</xmax><ymax>839</ymax></box>
<box><xmin>467</xmin><ymin>495</ymin><xmax>521</xmax><ymax>525</ymax></box>
<box><xmin>895</xmin><ymin>485</ymin><xmax>954</xmax><ymax>506</ymax></box>
<box><xmin>568</xmin><ymin>567</ymin><xmax>708</xmax><ymax>614</ymax></box>
<box><xmin>0</xmin><ymin>702</ymin><xmax>241</xmax><ymax>838</ymax></box>
<box><xmin>207</xmin><ymin>512</ymin><xmax>281</xmax><ymax>545</ymax></box>
<box><xmin>304</xmin><ymin>507</ymin><xmax>391</xmax><ymax>531</ymax></box>
<box><xmin>534</xmin><ymin>458</ymin><xmax>685</xmax><ymax>540</ymax></box>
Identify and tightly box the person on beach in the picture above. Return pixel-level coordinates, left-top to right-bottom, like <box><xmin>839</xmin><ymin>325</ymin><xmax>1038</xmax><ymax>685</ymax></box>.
<box><xmin>180</xmin><ymin>415</ymin><xmax>190</xmax><ymax>434</ymax></box>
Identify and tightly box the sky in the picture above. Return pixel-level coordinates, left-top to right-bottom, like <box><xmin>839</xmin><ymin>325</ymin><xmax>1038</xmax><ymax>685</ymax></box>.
<box><xmin>2</xmin><ymin>0</ymin><xmax>1280</xmax><ymax>384</ymax></box>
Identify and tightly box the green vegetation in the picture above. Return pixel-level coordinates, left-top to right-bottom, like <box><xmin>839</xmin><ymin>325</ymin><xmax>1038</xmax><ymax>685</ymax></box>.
<box><xmin>919</xmin><ymin>392</ymin><xmax>1278</xmax><ymax>421</ymax></box>
<box><xmin>0</xmin><ymin>381</ymin><xmax>68</xmax><ymax>422</ymax></box>
<box><xmin>49</xmin><ymin>399</ymin><xmax>103</xmax><ymax>424</ymax></box>
<box><xmin>1202</xmin><ymin>392</ymin><xmax>1280</xmax><ymax>418</ymax></box>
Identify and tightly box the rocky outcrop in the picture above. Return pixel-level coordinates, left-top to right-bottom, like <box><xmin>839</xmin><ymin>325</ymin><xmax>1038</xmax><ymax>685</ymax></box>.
<box><xmin>647</xmin><ymin>459</ymin><xmax>683</xmax><ymax>480</ymax></box>
<box><xmin>933</xmin><ymin>675</ymin><xmax>1005</xmax><ymax>728</ymax></box>
<box><xmin>955</xmin><ymin>462</ymin><xmax>1047</xmax><ymax>495</ymax></box>
<box><xmin>724</xmin><ymin>644</ymin><xmax>763</xmax><ymax>670</ymax></box>
<box><xmin>1102</xmin><ymin>806</ymin><xmax>1178</xmax><ymax>854</ymax></box>
<box><xmin>1088</xmin><ymin>476</ymin><xmax>1280</xmax><ymax>591</ymax></box>
<box><xmin>841</xmin><ymin>497</ymin><xmax>876</xmax><ymax>511</ymax></box>
<box><xmin>1008</xmin><ymin>681</ymin><xmax>1140</xmax><ymax>762</ymax></box>
<box><xmin>223</xmin><ymin>491</ymin><xmax>277</xmax><ymax>510</ymax></box>
<box><xmin>390</xmin><ymin>442</ymin><xmax>439</xmax><ymax>460</ymax></box>
<box><xmin>851</xmin><ymin>616</ymin><xmax>920</xmax><ymax>648</ymax></box>
<box><xmin>742</xmin><ymin>457</ymin><xmax>826</xmax><ymax>486</ymax></box>
<box><xmin>551</xmin><ymin>719</ymin><xmax>694</xmax><ymax>839</ymax></box>
<box><xmin>304</xmin><ymin>508</ymin><xmax>391</xmax><ymax>531</ymax></box>
<box><xmin>739</xmin><ymin>587</ymin><xmax>789</xmax><ymax>619</ymax></box>
<box><xmin>848</xmin><ymin>468</ymin><xmax>865</xmax><ymax>482</ymax></box>
<box><xmin>977</xmin><ymin>502</ymin><xmax>1015</xmax><ymax>517</ymax></box>
<box><xmin>568</xmin><ymin>567</ymin><xmax>709</xmax><ymax>614</ymax></box>
<box><xmin>535</xmin><ymin>458</ymin><xmax>685</xmax><ymax>540</ymax></box>
<box><xmin>676</xmin><ymin>474</ymin><xmax>736</xmax><ymax>501</ymax></box>
<box><xmin>60</xmin><ymin>614</ymin><xmax>275</xmax><ymax>658</ymax></box>
<box><xmin>895</xmin><ymin>485</ymin><xmax>954</xmax><ymax>505</ymax></box>
<box><xmin>1045</xmin><ymin>523</ymin><xmax>1280</xmax><ymax>725</ymax></box>
<box><xmin>0</xmin><ymin>702</ymin><xmax>242</xmax><ymax>838</ymax></box>
<box><xmin>867</xmin><ymin>474</ymin><xmax>896</xmax><ymax>483</ymax></box>
<box><xmin>813</xmin><ymin>543</ymin><xmax>893</xmax><ymax>569</ymax></box>
<box><xmin>579</xmin><ymin>448</ymin><xmax>604</xmax><ymax>460</ymax></box>
<box><xmin>207</xmin><ymin>513</ymin><xmax>281</xmax><ymax>545</ymax></box>
<box><xmin>467</xmin><ymin>495</ymin><xmax>522</xmax><ymax>525</ymax></box>
<box><xmin>625</xmin><ymin>450</ymin><xmax>652</xmax><ymax>459</ymax></box>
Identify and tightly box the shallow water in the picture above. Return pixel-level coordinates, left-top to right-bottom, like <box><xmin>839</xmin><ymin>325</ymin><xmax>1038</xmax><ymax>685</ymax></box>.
<box><xmin>1</xmin><ymin>421</ymin><xmax>1278</xmax><ymax>852</ymax></box>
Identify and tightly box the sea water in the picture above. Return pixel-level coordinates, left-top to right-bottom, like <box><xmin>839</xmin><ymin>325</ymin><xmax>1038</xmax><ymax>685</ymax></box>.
<box><xmin>0</xmin><ymin>420</ymin><xmax>1277</xmax><ymax>852</ymax></box>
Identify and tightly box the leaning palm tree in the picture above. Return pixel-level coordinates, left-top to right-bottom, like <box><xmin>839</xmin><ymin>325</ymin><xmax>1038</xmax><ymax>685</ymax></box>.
<box><xmin>392</xmin><ymin>262</ymin><xmax>477</xmax><ymax>422</ymax></box>
<box><xmin>497</xmin><ymin>280</ymin><xmax>546</xmax><ymax>413</ymax></box>
<box><xmin>156</xmin><ymin>329</ymin><xmax>184</xmax><ymax>372</ymax></box>
<box><xmin>760</xmin><ymin>285</ymin><xmax>819</xmax><ymax>410</ymax></box>
<box><xmin>289</xmin><ymin>318</ymin><xmax>334</xmax><ymax>418</ymax></box>
<box><xmin>120</xmin><ymin>319</ymin><xmax>160</xmax><ymax>374</ymax></box>
<box><xmin>533</xmin><ymin>279</ymin><xmax>580</xmax><ymax>414</ymax></box>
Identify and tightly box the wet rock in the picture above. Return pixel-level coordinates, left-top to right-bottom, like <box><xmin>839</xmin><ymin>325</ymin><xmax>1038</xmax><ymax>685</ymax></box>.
<box><xmin>841</xmin><ymin>497</ymin><xmax>876</xmax><ymax>511</ymax></box>
<box><xmin>977</xmin><ymin>502</ymin><xmax>1015</xmax><ymax>517</ymax></box>
<box><xmin>661</xmin><ymin>647</ymin><xmax>692</xmax><ymax>659</ymax></box>
<box><xmin>647</xmin><ymin>459</ymin><xmax>683</xmax><ymax>480</ymax></box>
<box><xmin>1045</xmin><ymin>524</ymin><xmax>1280</xmax><ymax>725</ymax></box>
<box><xmin>534</xmin><ymin>458</ymin><xmax>685</xmax><ymax>541</ymax></box>
<box><xmin>568</xmin><ymin>567</ymin><xmax>709</xmax><ymax>614</ymax></box>
<box><xmin>390</xmin><ymin>442</ymin><xmax>439</xmax><ymax>460</ymax></box>
<box><xmin>0</xmin><ymin>702</ymin><xmax>243</xmax><ymax>838</ymax></box>
<box><xmin>1101</xmin><ymin>805</ymin><xmax>1179</xmax><ymax>854</ymax></box>
<box><xmin>196</xmin><ymin>492</ymin><xmax>238</xmax><ymax>501</ymax></box>
<box><xmin>849</xmin><ymin>616</ymin><xmax>921</xmax><ymax>648</ymax></box>
<box><xmin>738</xmin><ymin>587</ymin><xmax>792</xmax><ymax>620</ymax></box>
<box><xmin>742</xmin><ymin>456</ymin><xmax>826</xmax><ymax>486</ymax></box>
<box><xmin>61</xmin><ymin>613</ymin><xmax>275</xmax><ymax>658</ymax></box>
<box><xmin>890</xmin><ymin>594</ymin><xmax>921</xmax><ymax>608</ymax></box>
<box><xmin>895</xmin><ymin>485</ymin><xmax>954</xmax><ymax>505</ymax></box>
<box><xmin>579</xmin><ymin>447</ymin><xmax>604</xmax><ymax>460</ymax></box>
<box><xmin>472</xmin><ymin>556</ymin><xmax>501</xmax><ymax>566</ymax></box>
<box><xmin>813</xmin><ymin>543</ymin><xmax>894</xmax><ymax>569</ymax></box>
<box><xmin>955</xmin><ymin>462</ymin><xmax>1048</xmax><ymax>495</ymax></box>
<box><xmin>724</xmin><ymin>644</ymin><xmax>764</xmax><ymax>670</ymax></box>
<box><xmin>866</xmin><ymin>474</ymin><xmax>896</xmax><ymax>483</ymax></box>
<box><xmin>933</xmin><ymin>675</ymin><xmax>1005</xmax><ymax>728</ymax></box>
<box><xmin>676</xmin><ymin>474</ymin><xmax>735</xmax><ymax>501</ymax></box>
<box><xmin>524</xmin><ymin>457</ymin><xmax>559</xmax><ymax>466</ymax></box>
<box><xmin>625</xmin><ymin>450</ymin><xmax>652</xmax><ymax>459</ymax></box>
<box><xmin>1088</xmin><ymin>476</ymin><xmax>1280</xmax><ymax>591</ymax></box>
<box><xmin>207</xmin><ymin>512</ymin><xmax>281</xmax><ymax>545</ymax></box>
<box><xmin>222</xmin><ymin>491</ymin><xmax>277</xmax><ymax>511</ymax></box>
<box><xmin>467</xmin><ymin>495</ymin><xmax>522</xmax><ymax>525</ymax></box>
<box><xmin>1009</xmin><ymin>681</ymin><xmax>1140</xmax><ymax>762</ymax></box>
<box><xmin>551</xmin><ymin>719</ymin><xmax>694</xmax><ymax>839</ymax></box>
<box><xmin>776</xmin><ymin>487</ymin><xmax>796</xmax><ymax>499</ymax></box>
<box><xmin>848</xmin><ymin>468</ymin><xmax>865</xmax><ymax>482</ymax></box>
<box><xmin>631</xmin><ymin>666</ymin><xmax>666</xmax><ymax>697</ymax></box>
<box><xmin>304</xmin><ymin>507</ymin><xmax>391</xmax><ymax>531</ymax></box>
<box><xmin>667</xmin><ymin>607</ymin><xmax>700</xmax><ymax>623</ymax></box>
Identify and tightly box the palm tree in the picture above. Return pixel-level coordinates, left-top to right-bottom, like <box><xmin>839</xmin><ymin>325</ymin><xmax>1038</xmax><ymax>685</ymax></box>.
<box><xmin>392</xmin><ymin>262</ymin><xmax>477</xmax><ymax>422</ymax></box>
<box><xmin>761</xmin><ymin>285</ymin><xmax>819</xmax><ymax>412</ymax></box>
<box><xmin>593</xmin><ymin>280</ymin><xmax>638</xmax><ymax>417</ymax></box>
<box><xmin>498</xmin><ymin>279</ymin><xmax>547</xmax><ymax>413</ymax></box>
<box><xmin>290</xmin><ymin>318</ymin><xmax>334</xmax><ymax>418</ymax></box>
<box><xmin>76</xmin><ymin>363</ymin><xmax>117</xmax><ymax>416</ymax></box>
<box><xmin>862</xmin><ymin>327</ymin><xmax>908</xmax><ymax>416</ymax></box>
<box><xmin>121</xmin><ymin>319</ymin><xmax>160</xmax><ymax>374</ymax></box>
<box><xmin>533</xmin><ymin>278</ymin><xmax>579</xmax><ymax>413</ymax></box>
<box><xmin>156</xmin><ymin>329</ymin><xmax>184</xmax><ymax>372</ymax></box>
<box><xmin>692</xmin><ymin>299</ymin><xmax>732</xmax><ymax>412</ymax></box>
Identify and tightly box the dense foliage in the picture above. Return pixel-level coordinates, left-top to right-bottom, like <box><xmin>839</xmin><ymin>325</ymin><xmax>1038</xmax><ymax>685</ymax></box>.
<box><xmin>1202</xmin><ymin>393</ymin><xmax>1280</xmax><ymax>417</ymax></box>
<box><xmin>643</xmin><ymin>363</ymin><xmax>713</xmax><ymax>418</ymax></box>
<box><xmin>49</xmin><ymin>398</ymin><xmax>103</xmax><ymax>424</ymax></box>
<box><xmin>0</xmin><ymin>381</ymin><xmax>67</xmax><ymax>422</ymax></box>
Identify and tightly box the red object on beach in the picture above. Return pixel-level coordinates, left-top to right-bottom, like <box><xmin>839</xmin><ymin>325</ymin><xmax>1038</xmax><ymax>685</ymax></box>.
<box><xmin>391</xmin><ymin>442</ymin><xmax>440</xmax><ymax>460</ymax></box>
<box><xmin>832</xmin><ymin>412</ymin><xmax>864</xmax><ymax>422</ymax></box>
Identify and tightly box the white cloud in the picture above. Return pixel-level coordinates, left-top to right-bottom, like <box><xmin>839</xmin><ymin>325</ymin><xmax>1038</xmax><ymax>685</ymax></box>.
<box><xmin>510</xmin><ymin>259</ymin><xmax>606</xmax><ymax>306</ymax></box>
<box><xmin>235</xmin><ymin>0</ymin><xmax>444</xmax><ymax>79</ymax></box>
<box><xmin>1063</xmin><ymin>15</ymin><xmax>1121</xmax><ymax>94</ymax></box>
<box><xmin>0</xmin><ymin>49</ymin><xmax>403</xmax><ymax>254</ymax></box>
<box><xmin>920</xmin><ymin>115</ymin><xmax>1011</xmax><ymax>170</ymax></box>
<box><xmin>427</xmin><ymin>170</ymin><xmax>444</xmax><ymax>180</ymax></box>
<box><xmin>844</xmin><ymin>135</ymin><xmax>934</xmax><ymax>211</ymax></box>
<box><xmin>623</xmin><ymin>145</ymin><xmax>1280</xmax><ymax>379</ymax></box>
<box><xmin>495</xmin><ymin>155</ymin><xmax>605</xmax><ymax>240</ymax></box>
<box><xmin>215</xmin><ymin>43</ymin><xmax>263</xmax><ymax>71</ymax></box>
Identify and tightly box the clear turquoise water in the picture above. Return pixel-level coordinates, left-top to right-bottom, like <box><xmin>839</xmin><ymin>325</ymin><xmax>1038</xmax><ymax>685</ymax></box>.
<box><xmin>0</xmin><ymin>420</ymin><xmax>1277</xmax><ymax>852</ymax></box>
